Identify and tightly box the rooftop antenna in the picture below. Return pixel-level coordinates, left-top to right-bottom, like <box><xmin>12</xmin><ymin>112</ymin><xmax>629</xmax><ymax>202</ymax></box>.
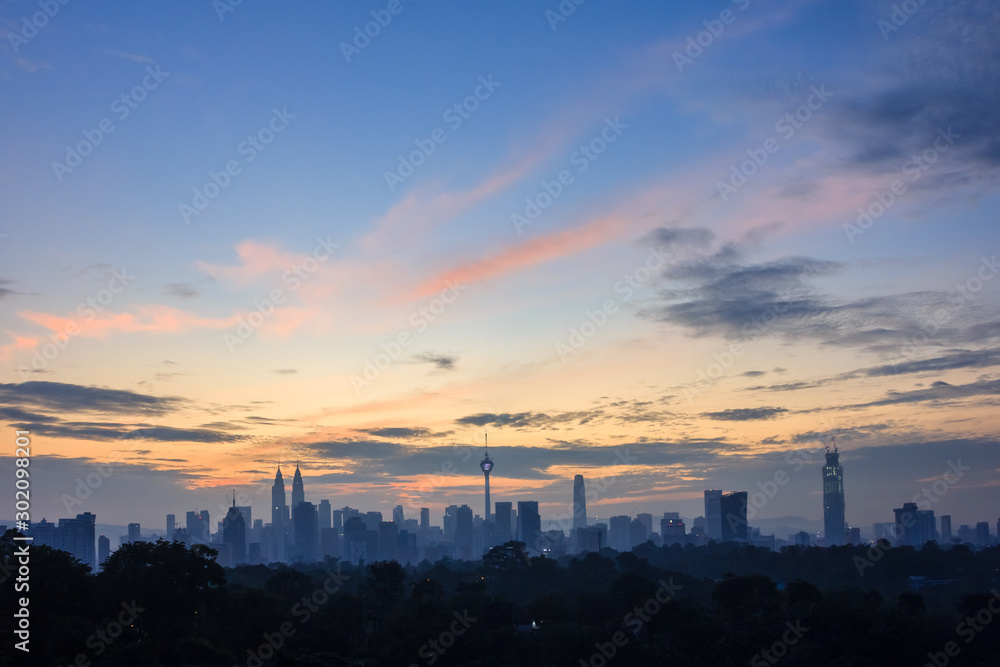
<box><xmin>485</xmin><ymin>432</ymin><xmax>488</xmax><ymax>455</ymax></box>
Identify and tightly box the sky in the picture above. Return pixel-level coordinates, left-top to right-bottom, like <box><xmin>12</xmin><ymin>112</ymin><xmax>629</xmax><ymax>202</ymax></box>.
<box><xmin>1</xmin><ymin>0</ymin><xmax>998</xmax><ymax>538</ymax></box>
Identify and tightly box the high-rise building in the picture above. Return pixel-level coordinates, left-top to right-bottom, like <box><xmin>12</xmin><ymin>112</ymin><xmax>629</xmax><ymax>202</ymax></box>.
<box><xmin>236</xmin><ymin>506</ymin><xmax>252</xmax><ymax>531</ymax></box>
<box><xmin>609</xmin><ymin>515</ymin><xmax>631</xmax><ymax>552</ymax></box>
<box><xmin>420</xmin><ymin>508</ymin><xmax>430</xmax><ymax>531</ymax></box>
<box><xmin>495</xmin><ymin>502</ymin><xmax>513</xmax><ymax>544</ymax></box>
<box><xmin>342</xmin><ymin>517</ymin><xmax>367</xmax><ymax>564</ymax></box>
<box><xmin>364</xmin><ymin>511</ymin><xmax>383</xmax><ymax>532</ymax></box>
<box><xmin>720</xmin><ymin>491</ymin><xmax>748</xmax><ymax>541</ymax></box>
<box><xmin>517</xmin><ymin>501</ymin><xmax>541</xmax><ymax>553</ymax></box>
<box><xmin>271</xmin><ymin>467</ymin><xmax>288</xmax><ymax>527</ymax></box>
<box><xmin>660</xmin><ymin>515</ymin><xmax>685</xmax><ymax>545</ymax></box>
<box><xmin>704</xmin><ymin>490</ymin><xmax>723</xmax><ymax>541</ymax></box>
<box><xmin>630</xmin><ymin>517</ymin><xmax>649</xmax><ymax>549</ymax></box>
<box><xmin>291</xmin><ymin>464</ymin><xmax>305</xmax><ymax>511</ymax></box>
<box><xmin>223</xmin><ymin>496</ymin><xmax>247</xmax><ymax>566</ymax></box>
<box><xmin>379</xmin><ymin>521</ymin><xmax>399</xmax><ymax>562</ymax></box>
<box><xmin>392</xmin><ymin>504</ymin><xmax>404</xmax><ymax>525</ymax></box>
<box><xmin>480</xmin><ymin>436</ymin><xmax>494</xmax><ymax>520</ymax></box>
<box><xmin>186</xmin><ymin>510</ymin><xmax>211</xmax><ymax>545</ymax></box>
<box><xmin>443</xmin><ymin>506</ymin><xmax>458</xmax><ymax>543</ymax></box>
<box><xmin>98</xmin><ymin>534</ymin><xmax>110</xmax><ymax>568</ymax></box>
<box><xmin>293</xmin><ymin>501</ymin><xmax>319</xmax><ymax>562</ymax></box>
<box><xmin>320</xmin><ymin>527</ymin><xmax>338</xmax><ymax>560</ymax></box>
<box><xmin>976</xmin><ymin>522</ymin><xmax>990</xmax><ymax>545</ymax></box>
<box><xmin>578</xmin><ymin>525</ymin><xmax>606</xmax><ymax>552</ymax></box>
<box><xmin>893</xmin><ymin>502</ymin><xmax>935</xmax><ymax>547</ymax></box>
<box><xmin>455</xmin><ymin>505</ymin><xmax>474</xmax><ymax>560</ymax></box>
<box><xmin>941</xmin><ymin>515</ymin><xmax>952</xmax><ymax>541</ymax></box>
<box><xmin>318</xmin><ymin>500</ymin><xmax>332</xmax><ymax>529</ymax></box>
<box><xmin>823</xmin><ymin>445</ymin><xmax>846</xmax><ymax>545</ymax></box>
<box><xmin>166</xmin><ymin>514</ymin><xmax>175</xmax><ymax>539</ymax></box>
<box><xmin>636</xmin><ymin>513</ymin><xmax>653</xmax><ymax>539</ymax></box>
<box><xmin>794</xmin><ymin>531</ymin><xmax>811</xmax><ymax>546</ymax></box>
<box><xmin>573</xmin><ymin>475</ymin><xmax>587</xmax><ymax>531</ymax></box>
<box><xmin>55</xmin><ymin>512</ymin><xmax>97</xmax><ymax>570</ymax></box>
<box><xmin>127</xmin><ymin>523</ymin><xmax>141</xmax><ymax>544</ymax></box>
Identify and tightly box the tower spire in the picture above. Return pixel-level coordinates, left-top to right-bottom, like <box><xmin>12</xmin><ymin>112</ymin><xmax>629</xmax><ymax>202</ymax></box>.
<box><xmin>480</xmin><ymin>433</ymin><xmax>494</xmax><ymax>520</ymax></box>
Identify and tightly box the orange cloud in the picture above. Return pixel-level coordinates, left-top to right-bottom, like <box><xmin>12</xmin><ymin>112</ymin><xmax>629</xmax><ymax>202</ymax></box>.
<box><xmin>0</xmin><ymin>333</ymin><xmax>40</xmax><ymax>361</ymax></box>
<box><xmin>20</xmin><ymin>305</ymin><xmax>240</xmax><ymax>338</ymax></box>
<box><xmin>404</xmin><ymin>213</ymin><xmax>630</xmax><ymax>301</ymax></box>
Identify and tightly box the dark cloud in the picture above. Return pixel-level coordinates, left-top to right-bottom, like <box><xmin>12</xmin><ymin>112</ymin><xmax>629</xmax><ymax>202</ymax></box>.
<box><xmin>639</xmin><ymin>226</ymin><xmax>715</xmax><ymax>249</ymax></box>
<box><xmin>122</xmin><ymin>426</ymin><xmax>249</xmax><ymax>443</ymax></box>
<box><xmin>11</xmin><ymin>419</ymin><xmax>248</xmax><ymax>443</ymax></box>
<box><xmin>165</xmin><ymin>282</ymin><xmax>201</xmax><ymax>299</ymax></box>
<box><xmin>745</xmin><ymin>349</ymin><xmax>1000</xmax><ymax>395</ymax></box>
<box><xmin>640</xmin><ymin>256</ymin><xmax>843</xmax><ymax>340</ymax></box>
<box><xmin>0</xmin><ymin>381</ymin><xmax>181</xmax><ymax>415</ymax></box>
<box><xmin>411</xmin><ymin>353</ymin><xmax>457</xmax><ymax>371</ymax></box>
<box><xmin>453</xmin><ymin>410</ymin><xmax>610</xmax><ymax>430</ymax></box>
<box><xmin>703</xmin><ymin>407</ymin><xmax>788</xmax><ymax>421</ymax></box>
<box><xmin>358</xmin><ymin>427</ymin><xmax>453</xmax><ymax>439</ymax></box>
<box><xmin>244</xmin><ymin>416</ymin><xmax>294</xmax><ymax>425</ymax></box>
<box><xmin>864</xmin><ymin>349</ymin><xmax>1000</xmax><ymax>376</ymax></box>
<box><xmin>199</xmin><ymin>421</ymin><xmax>250</xmax><ymax>431</ymax></box>
<box><xmin>848</xmin><ymin>377</ymin><xmax>1000</xmax><ymax>409</ymax></box>
<box><xmin>789</xmin><ymin>423</ymin><xmax>893</xmax><ymax>446</ymax></box>
<box><xmin>455</xmin><ymin>412</ymin><xmax>543</xmax><ymax>428</ymax></box>
<box><xmin>638</xmin><ymin>239</ymin><xmax>997</xmax><ymax>358</ymax></box>
<box><xmin>821</xmin><ymin>1</ymin><xmax>1000</xmax><ymax>185</ymax></box>
<box><xmin>0</xmin><ymin>406</ymin><xmax>59</xmax><ymax>423</ymax></box>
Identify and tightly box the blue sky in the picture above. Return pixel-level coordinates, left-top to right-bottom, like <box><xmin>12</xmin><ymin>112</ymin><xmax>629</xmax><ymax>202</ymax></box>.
<box><xmin>1</xmin><ymin>0</ymin><xmax>998</xmax><ymax>537</ymax></box>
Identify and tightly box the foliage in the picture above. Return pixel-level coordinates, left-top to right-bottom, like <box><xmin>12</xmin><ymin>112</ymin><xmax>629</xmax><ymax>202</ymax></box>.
<box><xmin>3</xmin><ymin>532</ymin><xmax>1000</xmax><ymax>665</ymax></box>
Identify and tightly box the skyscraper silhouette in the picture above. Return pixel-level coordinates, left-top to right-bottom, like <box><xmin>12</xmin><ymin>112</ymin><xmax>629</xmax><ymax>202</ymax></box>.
<box><xmin>823</xmin><ymin>442</ymin><xmax>846</xmax><ymax>546</ymax></box>
<box><xmin>272</xmin><ymin>467</ymin><xmax>289</xmax><ymax>527</ymax></box>
<box><xmin>271</xmin><ymin>467</ymin><xmax>288</xmax><ymax>562</ymax></box>
<box><xmin>97</xmin><ymin>534</ymin><xmax>110</xmax><ymax>568</ymax></box>
<box><xmin>495</xmin><ymin>501</ymin><xmax>512</xmax><ymax>544</ymax></box>
<box><xmin>704</xmin><ymin>489</ymin><xmax>723</xmax><ymax>541</ymax></box>
<box><xmin>293</xmin><ymin>501</ymin><xmax>319</xmax><ymax>562</ymax></box>
<box><xmin>480</xmin><ymin>435</ymin><xmax>493</xmax><ymax>520</ymax></box>
<box><xmin>517</xmin><ymin>501</ymin><xmax>540</xmax><ymax>553</ymax></box>
<box><xmin>223</xmin><ymin>493</ymin><xmax>246</xmax><ymax>566</ymax></box>
<box><xmin>292</xmin><ymin>463</ymin><xmax>305</xmax><ymax>511</ymax></box>
<box><xmin>720</xmin><ymin>491</ymin><xmax>748</xmax><ymax>541</ymax></box>
<box><xmin>572</xmin><ymin>475</ymin><xmax>587</xmax><ymax>531</ymax></box>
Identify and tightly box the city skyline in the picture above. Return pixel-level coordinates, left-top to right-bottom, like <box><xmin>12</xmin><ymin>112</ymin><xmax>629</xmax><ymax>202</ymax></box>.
<box><xmin>18</xmin><ymin>451</ymin><xmax>1000</xmax><ymax>572</ymax></box>
<box><xmin>1</xmin><ymin>1</ymin><xmax>999</xmax><ymax>536</ymax></box>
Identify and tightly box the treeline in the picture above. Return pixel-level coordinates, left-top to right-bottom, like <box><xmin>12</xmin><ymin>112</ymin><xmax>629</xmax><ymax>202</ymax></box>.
<box><xmin>2</xmin><ymin>531</ymin><xmax>999</xmax><ymax>666</ymax></box>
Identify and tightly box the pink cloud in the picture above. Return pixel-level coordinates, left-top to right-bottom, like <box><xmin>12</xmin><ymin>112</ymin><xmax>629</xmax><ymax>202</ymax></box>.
<box><xmin>196</xmin><ymin>239</ymin><xmax>299</xmax><ymax>286</ymax></box>
<box><xmin>0</xmin><ymin>334</ymin><xmax>40</xmax><ymax>361</ymax></box>
<box><xmin>404</xmin><ymin>212</ymin><xmax>631</xmax><ymax>301</ymax></box>
<box><xmin>20</xmin><ymin>305</ymin><xmax>240</xmax><ymax>338</ymax></box>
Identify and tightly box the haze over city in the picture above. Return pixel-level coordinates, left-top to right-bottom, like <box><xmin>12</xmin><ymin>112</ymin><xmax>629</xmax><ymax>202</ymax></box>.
<box><xmin>2</xmin><ymin>0</ymin><xmax>999</xmax><ymax>541</ymax></box>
